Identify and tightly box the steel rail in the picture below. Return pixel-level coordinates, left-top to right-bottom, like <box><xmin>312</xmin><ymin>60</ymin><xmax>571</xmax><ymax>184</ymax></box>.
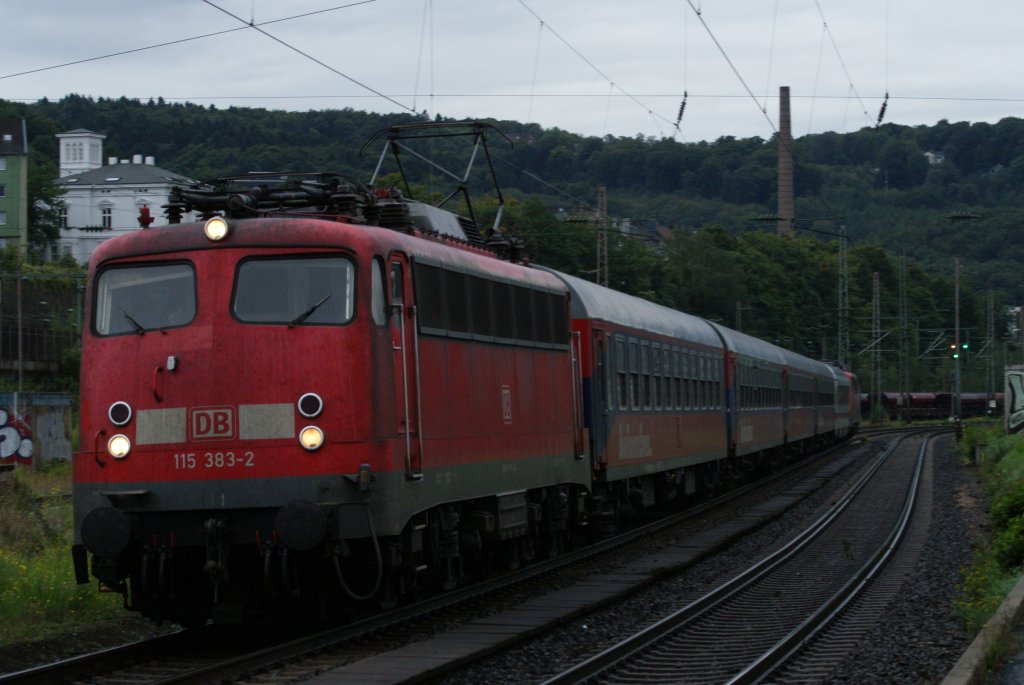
<box><xmin>539</xmin><ymin>430</ymin><xmax>931</xmax><ymax>685</ymax></box>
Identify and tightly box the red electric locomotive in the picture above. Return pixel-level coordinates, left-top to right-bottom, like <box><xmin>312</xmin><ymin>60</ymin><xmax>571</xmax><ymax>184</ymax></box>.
<box><xmin>72</xmin><ymin>122</ymin><xmax>858</xmax><ymax>624</ymax></box>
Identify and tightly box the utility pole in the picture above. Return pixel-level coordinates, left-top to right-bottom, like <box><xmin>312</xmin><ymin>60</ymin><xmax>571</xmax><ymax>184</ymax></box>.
<box><xmin>954</xmin><ymin>258</ymin><xmax>961</xmax><ymax>419</ymax></box>
<box><xmin>872</xmin><ymin>272</ymin><xmax>882</xmax><ymax>419</ymax></box>
<box><xmin>596</xmin><ymin>185</ymin><xmax>609</xmax><ymax>287</ymax></box>
<box><xmin>898</xmin><ymin>252</ymin><xmax>909</xmax><ymax>420</ymax></box>
<box><xmin>988</xmin><ymin>289</ymin><xmax>996</xmax><ymax>413</ymax></box>
<box><xmin>837</xmin><ymin>225</ymin><xmax>850</xmax><ymax>368</ymax></box>
<box><xmin>777</xmin><ymin>86</ymin><xmax>795</xmax><ymax>237</ymax></box>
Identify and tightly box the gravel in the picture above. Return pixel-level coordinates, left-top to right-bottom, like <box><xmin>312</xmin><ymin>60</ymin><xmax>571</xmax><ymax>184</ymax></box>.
<box><xmin>440</xmin><ymin>434</ymin><xmax>989</xmax><ymax>684</ymax></box>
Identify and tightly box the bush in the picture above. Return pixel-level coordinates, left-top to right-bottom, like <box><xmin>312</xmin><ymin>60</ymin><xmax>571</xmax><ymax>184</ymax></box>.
<box><xmin>992</xmin><ymin>516</ymin><xmax>1024</xmax><ymax>571</ymax></box>
<box><xmin>0</xmin><ymin>463</ymin><xmax>123</xmax><ymax>641</ymax></box>
<box><xmin>956</xmin><ymin>426</ymin><xmax>1024</xmax><ymax>633</ymax></box>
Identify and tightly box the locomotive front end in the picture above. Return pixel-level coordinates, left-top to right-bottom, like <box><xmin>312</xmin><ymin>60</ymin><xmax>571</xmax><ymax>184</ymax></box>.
<box><xmin>72</xmin><ymin>218</ymin><xmax>390</xmax><ymax>623</ymax></box>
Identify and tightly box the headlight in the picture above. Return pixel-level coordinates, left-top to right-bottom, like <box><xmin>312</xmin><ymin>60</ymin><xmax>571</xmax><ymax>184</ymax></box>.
<box><xmin>298</xmin><ymin>392</ymin><xmax>323</xmax><ymax>418</ymax></box>
<box><xmin>107</xmin><ymin>434</ymin><xmax>132</xmax><ymax>459</ymax></box>
<box><xmin>108</xmin><ymin>401</ymin><xmax>132</xmax><ymax>426</ymax></box>
<box><xmin>204</xmin><ymin>216</ymin><xmax>231</xmax><ymax>241</ymax></box>
<box><xmin>299</xmin><ymin>426</ymin><xmax>324</xmax><ymax>451</ymax></box>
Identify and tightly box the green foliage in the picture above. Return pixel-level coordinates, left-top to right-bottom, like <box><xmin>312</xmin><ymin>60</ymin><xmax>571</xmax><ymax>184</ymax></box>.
<box><xmin>0</xmin><ymin>248</ymin><xmax>85</xmax><ymax>392</ymax></box>
<box><xmin>956</xmin><ymin>427</ymin><xmax>1024</xmax><ymax>633</ymax></box>
<box><xmin>0</xmin><ymin>463</ymin><xmax>124</xmax><ymax>641</ymax></box>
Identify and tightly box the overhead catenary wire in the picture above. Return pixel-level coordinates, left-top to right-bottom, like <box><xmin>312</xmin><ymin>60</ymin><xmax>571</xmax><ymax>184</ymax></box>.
<box><xmin>812</xmin><ymin>0</ymin><xmax>874</xmax><ymax>129</ymax></box>
<box><xmin>200</xmin><ymin>0</ymin><xmax>415</xmax><ymax>115</ymax></box>
<box><xmin>526</xmin><ymin>19</ymin><xmax>545</xmax><ymax>126</ymax></box>
<box><xmin>806</xmin><ymin>19</ymin><xmax>828</xmax><ymax>134</ymax></box>
<box><xmin>683</xmin><ymin>0</ymin><xmax>777</xmax><ymax>135</ymax></box>
<box><xmin>0</xmin><ymin>1</ymin><xmax>379</xmax><ymax>82</ymax></box>
<box><xmin>411</xmin><ymin>0</ymin><xmax>432</xmax><ymax>115</ymax></box>
<box><xmin>760</xmin><ymin>0</ymin><xmax>781</xmax><ymax>115</ymax></box>
<box><xmin>515</xmin><ymin>0</ymin><xmax>677</xmax><ymax>132</ymax></box>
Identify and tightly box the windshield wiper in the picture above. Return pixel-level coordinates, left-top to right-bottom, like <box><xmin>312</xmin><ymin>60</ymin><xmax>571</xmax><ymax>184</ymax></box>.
<box><xmin>288</xmin><ymin>294</ymin><xmax>332</xmax><ymax>328</ymax></box>
<box><xmin>118</xmin><ymin>306</ymin><xmax>147</xmax><ymax>335</ymax></box>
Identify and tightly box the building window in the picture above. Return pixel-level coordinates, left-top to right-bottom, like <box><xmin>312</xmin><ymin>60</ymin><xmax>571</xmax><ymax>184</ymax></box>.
<box><xmin>58</xmin><ymin>208</ymin><xmax>68</xmax><ymax>228</ymax></box>
<box><xmin>0</xmin><ymin>211</ymin><xmax>7</xmax><ymax>226</ymax></box>
<box><xmin>0</xmin><ymin>156</ymin><xmax>6</xmax><ymax>171</ymax></box>
<box><xmin>101</xmin><ymin>207</ymin><xmax>112</xmax><ymax>228</ymax></box>
<box><xmin>0</xmin><ymin>184</ymin><xmax>5</xmax><ymax>198</ymax></box>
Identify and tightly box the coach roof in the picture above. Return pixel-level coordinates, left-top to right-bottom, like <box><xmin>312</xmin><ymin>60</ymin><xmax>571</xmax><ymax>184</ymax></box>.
<box><xmin>545</xmin><ymin>268</ymin><xmax>722</xmax><ymax>348</ymax></box>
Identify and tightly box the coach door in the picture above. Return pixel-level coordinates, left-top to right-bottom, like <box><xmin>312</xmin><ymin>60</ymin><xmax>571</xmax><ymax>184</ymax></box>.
<box><xmin>389</xmin><ymin>254</ymin><xmax>422</xmax><ymax>479</ymax></box>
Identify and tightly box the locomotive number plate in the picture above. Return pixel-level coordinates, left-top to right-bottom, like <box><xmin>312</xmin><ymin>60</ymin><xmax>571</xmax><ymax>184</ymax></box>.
<box><xmin>173</xmin><ymin>451</ymin><xmax>255</xmax><ymax>470</ymax></box>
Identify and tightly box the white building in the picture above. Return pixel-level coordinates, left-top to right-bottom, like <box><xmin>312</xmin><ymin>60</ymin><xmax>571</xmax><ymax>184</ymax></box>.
<box><xmin>55</xmin><ymin>129</ymin><xmax>195</xmax><ymax>263</ymax></box>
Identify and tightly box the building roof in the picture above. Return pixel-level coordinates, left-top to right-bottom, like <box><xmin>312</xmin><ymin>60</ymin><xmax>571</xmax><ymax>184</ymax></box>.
<box><xmin>56</xmin><ymin>128</ymin><xmax>104</xmax><ymax>137</ymax></box>
<box><xmin>0</xmin><ymin>117</ymin><xmax>28</xmax><ymax>155</ymax></box>
<box><xmin>59</xmin><ymin>163</ymin><xmax>196</xmax><ymax>187</ymax></box>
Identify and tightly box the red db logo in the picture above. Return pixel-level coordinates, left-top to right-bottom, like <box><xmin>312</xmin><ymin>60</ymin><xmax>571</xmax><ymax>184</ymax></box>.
<box><xmin>190</xmin><ymin>407</ymin><xmax>235</xmax><ymax>441</ymax></box>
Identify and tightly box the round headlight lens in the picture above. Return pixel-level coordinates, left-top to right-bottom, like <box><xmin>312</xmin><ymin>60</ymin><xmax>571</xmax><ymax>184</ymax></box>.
<box><xmin>299</xmin><ymin>426</ymin><xmax>324</xmax><ymax>451</ymax></box>
<box><xmin>107</xmin><ymin>434</ymin><xmax>132</xmax><ymax>459</ymax></box>
<box><xmin>298</xmin><ymin>392</ymin><xmax>323</xmax><ymax>418</ymax></box>
<box><xmin>204</xmin><ymin>216</ymin><xmax>231</xmax><ymax>241</ymax></box>
<box><xmin>108</xmin><ymin>401</ymin><xmax>132</xmax><ymax>426</ymax></box>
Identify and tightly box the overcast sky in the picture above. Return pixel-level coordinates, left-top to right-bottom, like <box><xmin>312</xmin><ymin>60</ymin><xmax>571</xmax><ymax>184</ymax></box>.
<box><xmin>3</xmin><ymin>0</ymin><xmax>1022</xmax><ymax>143</ymax></box>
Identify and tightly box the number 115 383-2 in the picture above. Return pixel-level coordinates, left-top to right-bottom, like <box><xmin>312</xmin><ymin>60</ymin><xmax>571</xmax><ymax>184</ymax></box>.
<box><xmin>173</xmin><ymin>451</ymin><xmax>255</xmax><ymax>470</ymax></box>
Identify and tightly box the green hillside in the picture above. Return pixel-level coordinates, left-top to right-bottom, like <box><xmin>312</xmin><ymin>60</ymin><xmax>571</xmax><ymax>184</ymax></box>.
<box><xmin>2</xmin><ymin>95</ymin><xmax>1020</xmax><ymax>395</ymax></box>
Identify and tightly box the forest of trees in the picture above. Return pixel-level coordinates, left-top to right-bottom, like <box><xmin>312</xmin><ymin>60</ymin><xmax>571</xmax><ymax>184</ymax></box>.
<box><xmin>2</xmin><ymin>94</ymin><xmax>1022</xmax><ymax>399</ymax></box>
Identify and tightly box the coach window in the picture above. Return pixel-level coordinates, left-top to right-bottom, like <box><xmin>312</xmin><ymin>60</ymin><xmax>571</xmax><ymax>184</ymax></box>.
<box><xmin>684</xmin><ymin>352</ymin><xmax>691</xmax><ymax>408</ymax></box>
<box><xmin>717</xmin><ymin>358</ymin><xmax>723</xmax><ymax>408</ymax></box>
<box><xmin>615</xmin><ymin>337</ymin><xmax>627</xmax><ymax>410</ymax></box>
<box><xmin>629</xmin><ymin>340</ymin><xmax>640</xmax><ymax>410</ymax></box>
<box><xmin>641</xmin><ymin>341</ymin><xmax>652</xmax><ymax>410</ymax></box>
<box><xmin>652</xmin><ymin>345</ymin><xmax>663</xmax><ymax>409</ymax></box>
<box><xmin>671</xmin><ymin>349</ymin><xmax>680</xmax><ymax>409</ymax></box>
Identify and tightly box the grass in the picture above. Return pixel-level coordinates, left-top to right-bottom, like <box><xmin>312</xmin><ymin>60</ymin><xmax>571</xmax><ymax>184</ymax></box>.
<box><xmin>0</xmin><ymin>462</ymin><xmax>125</xmax><ymax>644</ymax></box>
<box><xmin>955</xmin><ymin>424</ymin><xmax>1024</xmax><ymax>634</ymax></box>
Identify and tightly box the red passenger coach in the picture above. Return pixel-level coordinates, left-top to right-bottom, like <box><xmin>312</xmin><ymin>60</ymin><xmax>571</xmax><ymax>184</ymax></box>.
<box><xmin>548</xmin><ymin>270</ymin><xmax>729</xmax><ymax>507</ymax></box>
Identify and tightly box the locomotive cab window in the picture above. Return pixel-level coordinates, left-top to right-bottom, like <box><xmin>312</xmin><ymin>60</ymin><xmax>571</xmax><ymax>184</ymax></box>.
<box><xmin>95</xmin><ymin>262</ymin><xmax>196</xmax><ymax>335</ymax></box>
<box><xmin>233</xmin><ymin>255</ymin><xmax>354</xmax><ymax>325</ymax></box>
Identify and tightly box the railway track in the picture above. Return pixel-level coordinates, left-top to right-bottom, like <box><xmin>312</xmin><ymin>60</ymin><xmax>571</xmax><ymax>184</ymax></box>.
<box><xmin>539</xmin><ymin>429</ymin><xmax>935</xmax><ymax>685</ymax></box>
<box><xmin>0</xmin><ymin>434</ymin><xmax>887</xmax><ymax>685</ymax></box>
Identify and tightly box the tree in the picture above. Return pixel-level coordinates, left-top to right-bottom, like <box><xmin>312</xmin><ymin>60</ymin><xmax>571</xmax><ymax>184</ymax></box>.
<box><xmin>26</xmin><ymin>158</ymin><xmax>65</xmax><ymax>262</ymax></box>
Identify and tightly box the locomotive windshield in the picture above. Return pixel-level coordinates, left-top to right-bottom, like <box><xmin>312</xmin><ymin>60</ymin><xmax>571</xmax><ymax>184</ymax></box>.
<box><xmin>232</xmin><ymin>255</ymin><xmax>354</xmax><ymax>326</ymax></box>
<box><xmin>94</xmin><ymin>263</ymin><xmax>196</xmax><ymax>335</ymax></box>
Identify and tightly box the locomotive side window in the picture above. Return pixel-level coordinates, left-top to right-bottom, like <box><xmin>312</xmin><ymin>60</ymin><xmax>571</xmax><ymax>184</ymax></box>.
<box><xmin>95</xmin><ymin>262</ymin><xmax>196</xmax><ymax>336</ymax></box>
<box><xmin>470</xmin><ymin>275</ymin><xmax>494</xmax><ymax>338</ymax></box>
<box><xmin>411</xmin><ymin>260</ymin><xmax>568</xmax><ymax>350</ymax></box>
<box><xmin>371</xmin><ymin>258</ymin><xmax>387</xmax><ymax>326</ymax></box>
<box><xmin>233</xmin><ymin>256</ymin><xmax>353</xmax><ymax>325</ymax></box>
<box><xmin>390</xmin><ymin>261</ymin><xmax>405</xmax><ymax>328</ymax></box>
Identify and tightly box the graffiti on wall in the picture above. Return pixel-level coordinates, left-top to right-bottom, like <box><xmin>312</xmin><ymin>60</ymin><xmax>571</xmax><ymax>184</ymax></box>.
<box><xmin>0</xmin><ymin>408</ymin><xmax>33</xmax><ymax>464</ymax></box>
<box><xmin>1006</xmin><ymin>368</ymin><xmax>1024</xmax><ymax>435</ymax></box>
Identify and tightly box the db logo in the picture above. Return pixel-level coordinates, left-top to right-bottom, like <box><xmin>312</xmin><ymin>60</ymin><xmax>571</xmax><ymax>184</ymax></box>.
<box><xmin>190</xmin><ymin>406</ymin><xmax>235</xmax><ymax>441</ymax></box>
